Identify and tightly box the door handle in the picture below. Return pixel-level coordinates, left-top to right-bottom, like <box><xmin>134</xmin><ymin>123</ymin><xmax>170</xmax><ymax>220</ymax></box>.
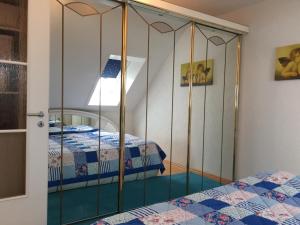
<box><xmin>27</xmin><ymin>111</ymin><xmax>45</xmax><ymax>118</ymax></box>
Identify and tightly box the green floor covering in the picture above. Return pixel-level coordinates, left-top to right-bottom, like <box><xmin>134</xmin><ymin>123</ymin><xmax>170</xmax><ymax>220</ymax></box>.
<box><xmin>48</xmin><ymin>172</ymin><xmax>220</xmax><ymax>225</ymax></box>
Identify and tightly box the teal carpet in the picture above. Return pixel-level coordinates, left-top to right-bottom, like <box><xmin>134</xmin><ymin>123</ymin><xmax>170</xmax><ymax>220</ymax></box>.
<box><xmin>48</xmin><ymin>172</ymin><xmax>220</xmax><ymax>225</ymax></box>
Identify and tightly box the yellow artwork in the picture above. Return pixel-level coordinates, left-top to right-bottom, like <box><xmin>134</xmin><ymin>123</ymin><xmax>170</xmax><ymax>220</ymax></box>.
<box><xmin>181</xmin><ymin>59</ymin><xmax>213</xmax><ymax>86</ymax></box>
<box><xmin>275</xmin><ymin>43</ymin><xmax>300</xmax><ymax>80</ymax></box>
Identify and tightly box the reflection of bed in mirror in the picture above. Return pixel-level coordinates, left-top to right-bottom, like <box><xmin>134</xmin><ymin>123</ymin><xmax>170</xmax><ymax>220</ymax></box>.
<box><xmin>48</xmin><ymin>109</ymin><xmax>166</xmax><ymax>192</ymax></box>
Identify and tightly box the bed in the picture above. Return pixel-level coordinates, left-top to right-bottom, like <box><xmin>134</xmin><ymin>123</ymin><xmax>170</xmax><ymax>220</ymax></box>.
<box><xmin>93</xmin><ymin>171</ymin><xmax>300</xmax><ymax>225</ymax></box>
<box><xmin>48</xmin><ymin>109</ymin><xmax>166</xmax><ymax>192</ymax></box>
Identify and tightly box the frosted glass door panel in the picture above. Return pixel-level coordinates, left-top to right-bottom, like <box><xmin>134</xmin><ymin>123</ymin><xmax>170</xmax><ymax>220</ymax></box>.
<box><xmin>0</xmin><ymin>64</ymin><xmax>26</xmax><ymax>130</ymax></box>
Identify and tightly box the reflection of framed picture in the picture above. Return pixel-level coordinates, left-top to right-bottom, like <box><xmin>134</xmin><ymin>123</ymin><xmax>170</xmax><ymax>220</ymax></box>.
<box><xmin>275</xmin><ymin>43</ymin><xmax>300</xmax><ymax>81</ymax></box>
<box><xmin>181</xmin><ymin>59</ymin><xmax>214</xmax><ymax>86</ymax></box>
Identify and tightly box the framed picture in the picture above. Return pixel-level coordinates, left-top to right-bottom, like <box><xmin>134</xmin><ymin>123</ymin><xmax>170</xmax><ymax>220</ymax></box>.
<box><xmin>275</xmin><ymin>43</ymin><xmax>300</xmax><ymax>81</ymax></box>
<box><xmin>181</xmin><ymin>59</ymin><xmax>214</xmax><ymax>86</ymax></box>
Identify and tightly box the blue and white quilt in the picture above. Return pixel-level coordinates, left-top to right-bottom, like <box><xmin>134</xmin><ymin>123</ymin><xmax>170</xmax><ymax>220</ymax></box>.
<box><xmin>93</xmin><ymin>171</ymin><xmax>300</xmax><ymax>225</ymax></box>
<box><xmin>48</xmin><ymin>126</ymin><xmax>166</xmax><ymax>188</ymax></box>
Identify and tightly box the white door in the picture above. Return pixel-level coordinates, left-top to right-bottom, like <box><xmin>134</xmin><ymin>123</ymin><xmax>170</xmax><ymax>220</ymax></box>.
<box><xmin>0</xmin><ymin>0</ymin><xmax>50</xmax><ymax>224</ymax></box>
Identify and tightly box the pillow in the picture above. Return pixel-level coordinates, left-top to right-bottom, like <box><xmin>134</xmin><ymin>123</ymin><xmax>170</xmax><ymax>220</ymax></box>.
<box><xmin>48</xmin><ymin>120</ymin><xmax>61</xmax><ymax>127</ymax></box>
<box><xmin>49</xmin><ymin>125</ymin><xmax>98</xmax><ymax>135</ymax></box>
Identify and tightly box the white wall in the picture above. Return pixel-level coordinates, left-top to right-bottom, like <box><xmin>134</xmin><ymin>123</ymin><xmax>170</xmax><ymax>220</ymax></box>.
<box><xmin>133</xmin><ymin>25</ymin><xmax>238</xmax><ymax>180</ymax></box>
<box><xmin>220</xmin><ymin>0</ymin><xmax>300</xmax><ymax>178</ymax></box>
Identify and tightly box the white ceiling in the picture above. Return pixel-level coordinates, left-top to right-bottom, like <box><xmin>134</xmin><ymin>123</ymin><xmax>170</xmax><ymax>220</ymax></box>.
<box><xmin>162</xmin><ymin>0</ymin><xmax>264</xmax><ymax>16</ymax></box>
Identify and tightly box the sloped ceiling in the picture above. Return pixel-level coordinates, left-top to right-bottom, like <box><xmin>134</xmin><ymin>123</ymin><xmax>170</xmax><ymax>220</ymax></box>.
<box><xmin>50</xmin><ymin>1</ymin><xmax>173</xmax><ymax>111</ymax></box>
<box><xmin>162</xmin><ymin>0</ymin><xmax>264</xmax><ymax>16</ymax></box>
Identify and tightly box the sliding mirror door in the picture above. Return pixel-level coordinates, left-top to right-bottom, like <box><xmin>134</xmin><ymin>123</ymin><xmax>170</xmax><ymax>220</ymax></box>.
<box><xmin>48</xmin><ymin>0</ymin><xmax>122</xmax><ymax>224</ymax></box>
<box><xmin>169</xmin><ymin>22</ymin><xmax>192</xmax><ymax>199</ymax></box>
<box><xmin>62</xmin><ymin>3</ymin><xmax>100</xmax><ymax>223</ymax></box>
<box><xmin>221</xmin><ymin>36</ymin><xmax>239</xmax><ymax>182</ymax></box>
<box><xmin>188</xmin><ymin>25</ymin><xmax>240</xmax><ymax>195</ymax></box>
<box><xmin>123</xmin><ymin>3</ymin><xmax>192</xmax><ymax>211</ymax></box>
<box><xmin>97</xmin><ymin>4</ymin><xmax>122</xmax><ymax>218</ymax></box>
<box><xmin>122</xmin><ymin>4</ymin><xmax>149</xmax><ymax>211</ymax></box>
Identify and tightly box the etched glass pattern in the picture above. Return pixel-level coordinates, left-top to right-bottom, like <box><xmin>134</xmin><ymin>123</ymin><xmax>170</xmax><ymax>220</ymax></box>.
<box><xmin>0</xmin><ymin>63</ymin><xmax>27</xmax><ymax>129</ymax></box>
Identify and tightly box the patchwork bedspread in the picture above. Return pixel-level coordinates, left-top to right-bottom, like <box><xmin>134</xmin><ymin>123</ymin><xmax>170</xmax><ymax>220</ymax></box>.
<box><xmin>94</xmin><ymin>171</ymin><xmax>300</xmax><ymax>225</ymax></box>
<box><xmin>48</xmin><ymin>126</ymin><xmax>166</xmax><ymax>187</ymax></box>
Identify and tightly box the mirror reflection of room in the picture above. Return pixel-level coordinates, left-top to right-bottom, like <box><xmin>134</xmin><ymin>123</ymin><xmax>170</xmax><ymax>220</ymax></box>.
<box><xmin>48</xmin><ymin>1</ymin><xmax>238</xmax><ymax>224</ymax></box>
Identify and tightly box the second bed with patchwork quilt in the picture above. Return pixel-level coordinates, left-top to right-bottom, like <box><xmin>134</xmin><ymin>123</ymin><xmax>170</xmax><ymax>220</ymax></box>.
<box><xmin>93</xmin><ymin>171</ymin><xmax>300</xmax><ymax>225</ymax></box>
<box><xmin>48</xmin><ymin>125</ymin><xmax>166</xmax><ymax>191</ymax></box>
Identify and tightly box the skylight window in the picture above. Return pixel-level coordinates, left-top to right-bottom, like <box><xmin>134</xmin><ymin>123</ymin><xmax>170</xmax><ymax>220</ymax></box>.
<box><xmin>102</xmin><ymin>59</ymin><xmax>121</xmax><ymax>78</ymax></box>
<box><xmin>88</xmin><ymin>55</ymin><xmax>145</xmax><ymax>106</ymax></box>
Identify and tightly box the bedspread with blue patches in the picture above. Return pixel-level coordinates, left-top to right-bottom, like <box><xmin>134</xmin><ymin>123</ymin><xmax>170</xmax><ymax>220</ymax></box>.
<box><xmin>93</xmin><ymin>171</ymin><xmax>300</xmax><ymax>225</ymax></box>
<box><xmin>48</xmin><ymin>126</ymin><xmax>166</xmax><ymax>188</ymax></box>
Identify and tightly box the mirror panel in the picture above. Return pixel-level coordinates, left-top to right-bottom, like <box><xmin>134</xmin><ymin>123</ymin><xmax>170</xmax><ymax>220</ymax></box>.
<box><xmin>98</xmin><ymin>4</ymin><xmax>122</xmax><ymax>217</ymax></box>
<box><xmin>221</xmin><ymin>37</ymin><xmax>238</xmax><ymax>182</ymax></box>
<box><xmin>62</xmin><ymin>3</ymin><xmax>100</xmax><ymax>223</ymax></box>
<box><xmin>188</xmin><ymin>26</ymin><xmax>207</xmax><ymax>194</ymax></box>
<box><xmin>48</xmin><ymin>0</ymin><xmax>122</xmax><ymax>224</ymax></box>
<box><xmin>122</xmin><ymin>5</ymin><xmax>149</xmax><ymax>211</ymax></box>
<box><xmin>170</xmin><ymin>23</ymin><xmax>191</xmax><ymax>199</ymax></box>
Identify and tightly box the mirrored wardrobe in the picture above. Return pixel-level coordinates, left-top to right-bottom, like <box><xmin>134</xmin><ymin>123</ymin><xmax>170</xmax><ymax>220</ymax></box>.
<box><xmin>48</xmin><ymin>0</ymin><xmax>241</xmax><ymax>224</ymax></box>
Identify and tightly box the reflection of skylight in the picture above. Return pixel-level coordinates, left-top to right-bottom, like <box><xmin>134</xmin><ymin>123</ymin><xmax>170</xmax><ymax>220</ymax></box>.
<box><xmin>102</xmin><ymin>59</ymin><xmax>121</xmax><ymax>78</ymax></box>
<box><xmin>88</xmin><ymin>55</ymin><xmax>145</xmax><ymax>106</ymax></box>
